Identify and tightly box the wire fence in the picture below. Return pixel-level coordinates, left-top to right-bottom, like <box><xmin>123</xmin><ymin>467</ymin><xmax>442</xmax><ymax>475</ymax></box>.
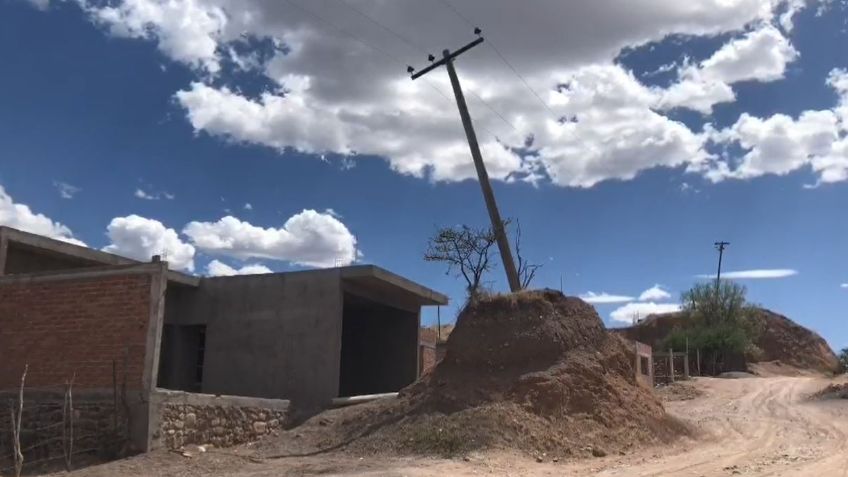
<box><xmin>0</xmin><ymin>360</ymin><xmax>130</xmax><ymax>476</ymax></box>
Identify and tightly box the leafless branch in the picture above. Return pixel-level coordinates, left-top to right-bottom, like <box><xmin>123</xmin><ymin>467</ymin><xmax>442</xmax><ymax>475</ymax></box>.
<box><xmin>511</xmin><ymin>219</ymin><xmax>542</xmax><ymax>289</ymax></box>
<box><xmin>425</xmin><ymin>224</ymin><xmax>498</xmax><ymax>298</ymax></box>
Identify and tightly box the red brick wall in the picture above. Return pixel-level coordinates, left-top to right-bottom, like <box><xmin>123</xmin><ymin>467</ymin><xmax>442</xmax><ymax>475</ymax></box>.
<box><xmin>419</xmin><ymin>344</ymin><xmax>436</xmax><ymax>374</ymax></box>
<box><xmin>0</xmin><ymin>273</ymin><xmax>154</xmax><ymax>391</ymax></box>
<box><xmin>418</xmin><ymin>328</ymin><xmax>437</xmax><ymax>374</ymax></box>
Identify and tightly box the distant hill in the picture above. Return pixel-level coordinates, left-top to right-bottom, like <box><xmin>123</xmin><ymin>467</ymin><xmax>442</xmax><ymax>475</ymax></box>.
<box><xmin>614</xmin><ymin>308</ymin><xmax>839</xmax><ymax>374</ymax></box>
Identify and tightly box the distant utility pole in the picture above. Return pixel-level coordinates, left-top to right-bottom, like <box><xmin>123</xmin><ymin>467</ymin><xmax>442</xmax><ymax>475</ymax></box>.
<box><xmin>408</xmin><ymin>30</ymin><xmax>522</xmax><ymax>292</ymax></box>
<box><xmin>714</xmin><ymin>241</ymin><xmax>730</xmax><ymax>290</ymax></box>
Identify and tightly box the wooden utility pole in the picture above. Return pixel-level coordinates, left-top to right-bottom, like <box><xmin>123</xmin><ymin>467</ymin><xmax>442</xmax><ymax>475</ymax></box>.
<box><xmin>714</xmin><ymin>241</ymin><xmax>730</xmax><ymax>291</ymax></box>
<box><xmin>409</xmin><ymin>33</ymin><xmax>522</xmax><ymax>292</ymax></box>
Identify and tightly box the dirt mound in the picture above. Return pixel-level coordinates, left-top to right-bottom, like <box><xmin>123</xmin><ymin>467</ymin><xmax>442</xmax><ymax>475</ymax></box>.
<box><xmin>615</xmin><ymin>308</ymin><xmax>839</xmax><ymax>374</ymax></box>
<box><xmin>262</xmin><ymin>290</ymin><xmax>687</xmax><ymax>459</ymax></box>
<box><xmin>656</xmin><ymin>381</ymin><xmax>705</xmax><ymax>402</ymax></box>
<box><xmin>749</xmin><ymin>309</ymin><xmax>839</xmax><ymax>373</ymax></box>
<box><xmin>810</xmin><ymin>383</ymin><xmax>848</xmax><ymax>400</ymax></box>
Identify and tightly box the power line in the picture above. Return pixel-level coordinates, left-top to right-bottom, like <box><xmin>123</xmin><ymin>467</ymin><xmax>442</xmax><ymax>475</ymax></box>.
<box><xmin>465</xmin><ymin>86</ymin><xmax>519</xmax><ymax>133</ymax></box>
<box><xmin>336</xmin><ymin>0</ymin><xmax>428</xmax><ymax>56</ymax></box>
<box><xmin>436</xmin><ymin>0</ymin><xmax>560</xmax><ymax>122</ymax></box>
<box><xmin>282</xmin><ymin>0</ymin><xmax>405</xmax><ymax>67</ymax></box>
<box><xmin>437</xmin><ymin>0</ymin><xmax>475</xmax><ymax>29</ymax></box>
<box><xmin>280</xmin><ymin>0</ymin><xmax>510</xmax><ymax>140</ymax></box>
<box><xmin>485</xmin><ymin>41</ymin><xmax>560</xmax><ymax>121</ymax></box>
<box><xmin>330</xmin><ymin>0</ymin><xmax>519</xmax><ymax>134</ymax></box>
<box><xmin>279</xmin><ymin>1</ymin><xmax>450</xmax><ymax>109</ymax></box>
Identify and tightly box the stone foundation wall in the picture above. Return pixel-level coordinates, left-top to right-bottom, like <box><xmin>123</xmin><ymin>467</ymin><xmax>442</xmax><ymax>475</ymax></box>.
<box><xmin>150</xmin><ymin>390</ymin><xmax>290</xmax><ymax>450</ymax></box>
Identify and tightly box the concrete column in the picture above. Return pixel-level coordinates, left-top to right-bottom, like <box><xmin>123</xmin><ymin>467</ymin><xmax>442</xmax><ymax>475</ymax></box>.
<box><xmin>141</xmin><ymin>262</ymin><xmax>169</xmax><ymax>452</ymax></box>
<box><xmin>649</xmin><ymin>353</ymin><xmax>654</xmax><ymax>386</ymax></box>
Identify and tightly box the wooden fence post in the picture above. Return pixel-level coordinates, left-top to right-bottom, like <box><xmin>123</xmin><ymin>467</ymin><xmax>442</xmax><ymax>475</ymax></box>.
<box><xmin>62</xmin><ymin>375</ymin><xmax>75</xmax><ymax>471</ymax></box>
<box><xmin>668</xmin><ymin>348</ymin><xmax>675</xmax><ymax>383</ymax></box>
<box><xmin>696</xmin><ymin>349</ymin><xmax>701</xmax><ymax>376</ymax></box>
<box><xmin>10</xmin><ymin>364</ymin><xmax>27</xmax><ymax>477</ymax></box>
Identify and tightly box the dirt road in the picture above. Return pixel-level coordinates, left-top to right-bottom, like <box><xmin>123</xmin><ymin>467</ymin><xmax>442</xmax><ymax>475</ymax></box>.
<box><xmin>57</xmin><ymin>376</ymin><xmax>848</xmax><ymax>476</ymax></box>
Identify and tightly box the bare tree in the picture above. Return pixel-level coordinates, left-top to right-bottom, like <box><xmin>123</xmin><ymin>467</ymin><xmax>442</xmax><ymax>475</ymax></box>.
<box><xmin>511</xmin><ymin>219</ymin><xmax>542</xmax><ymax>289</ymax></box>
<box><xmin>425</xmin><ymin>224</ymin><xmax>498</xmax><ymax>298</ymax></box>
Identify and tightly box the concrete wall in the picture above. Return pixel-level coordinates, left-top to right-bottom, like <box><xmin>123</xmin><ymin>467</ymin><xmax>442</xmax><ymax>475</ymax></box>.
<box><xmin>2</xmin><ymin>243</ymin><xmax>97</xmax><ymax>275</ymax></box>
<box><xmin>163</xmin><ymin>270</ymin><xmax>344</xmax><ymax>406</ymax></box>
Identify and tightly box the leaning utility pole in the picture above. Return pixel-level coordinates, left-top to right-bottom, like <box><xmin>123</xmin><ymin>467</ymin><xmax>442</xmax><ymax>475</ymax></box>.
<box><xmin>714</xmin><ymin>241</ymin><xmax>730</xmax><ymax>291</ymax></box>
<box><xmin>408</xmin><ymin>31</ymin><xmax>522</xmax><ymax>292</ymax></box>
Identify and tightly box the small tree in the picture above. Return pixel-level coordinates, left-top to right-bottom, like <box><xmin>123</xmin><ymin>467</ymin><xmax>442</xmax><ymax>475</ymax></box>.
<box><xmin>662</xmin><ymin>281</ymin><xmax>760</xmax><ymax>375</ymax></box>
<box><xmin>425</xmin><ymin>224</ymin><xmax>498</xmax><ymax>299</ymax></box>
<box><xmin>838</xmin><ymin>347</ymin><xmax>848</xmax><ymax>374</ymax></box>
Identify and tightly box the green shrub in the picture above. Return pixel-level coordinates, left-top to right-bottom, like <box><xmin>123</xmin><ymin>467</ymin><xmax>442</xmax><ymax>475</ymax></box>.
<box><xmin>839</xmin><ymin>348</ymin><xmax>848</xmax><ymax>373</ymax></box>
<box><xmin>661</xmin><ymin>281</ymin><xmax>760</xmax><ymax>375</ymax></box>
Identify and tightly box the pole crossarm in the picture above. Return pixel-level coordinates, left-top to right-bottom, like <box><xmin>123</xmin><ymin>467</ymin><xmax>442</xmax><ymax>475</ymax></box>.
<box><xmin>410</xmin><ymin>37</ymin><xmax>484</xmax><ymax>80</ymax></box>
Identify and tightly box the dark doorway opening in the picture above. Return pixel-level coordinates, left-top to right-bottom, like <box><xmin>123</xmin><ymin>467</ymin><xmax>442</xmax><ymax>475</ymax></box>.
<box><xmin>157</xmin><ymin>324</ymin><xmax>206</xmax><ymax>392</ymax></box>
<box><xmin>338</xmin><ymin>292</ymin><xmax>418</xmax><ymax>397</ymax></box>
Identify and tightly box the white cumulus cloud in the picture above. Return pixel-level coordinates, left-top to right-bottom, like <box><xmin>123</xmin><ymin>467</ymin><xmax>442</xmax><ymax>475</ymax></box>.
<box><xmin>696</xmin><ymin>268</ymin><xmax>798</xmax><ymax>279</ymax></box>
<box><xmin>659</xmin><ymin>24</ymin><xmax>798</xmax><ymax>113</ymax></box>
<box><xmin>183</xmin><ymin>209</ymin><xmax>358</xmax><ymax>268</ymax></box>
<box><xmin>103</xmin><ymin>215</ymin><xmax>196</xmax><ymax>271</ymax></box>
<box><xmin>135</xmin><ymin>188</ymin><xmax>174</xmax><ymax>200</ymax></box>
<box><xmin>206</xmin><ymin>259</ymin><xmax>272</xmax><ymax>276</ymax></box>
<box><xmin>51</xmin><ymin>0</ymin><xmax>823</xmax><ymax>188</ymax></box>
<box><xmin>610</xmin><ymin>302</ymin><xmax>682</xmax><ymax>324</ymax></box>
<box><xmin>638</xmin><ymin>284</ymin><xmax>672</xmax><ymax>301</ymax></box>
<box><xmin>27</xmin><ymin>0</ymin><xmax>49</xmax><ymax>11</ymax></box>
<box><xmin>31</xmin><ymin>0</ymin><xmax>848</xmax><ymax>188</ymax></box>
<box><xmin>705</xmin><ymin>68</ymin><xmax>848</xmax><ymax>183</ymax></box>
<box><xmin>579</xmin><ymin>291</ymin><xmax>635</xmax><ymax>304</ymax></box>
<box><xmin>53</xmin><ymin>181</ymin><xmax>81</xmax><ymax>199</ymax></box>
<box><xmin>80</xmin><ymin>0</ymin><xmax>227</xmax><ymax>73</ymax></box>
<box><xmin>0</xmin><ymin>185</ymin><xmax>85</xmax><ymax>246</ymax></box>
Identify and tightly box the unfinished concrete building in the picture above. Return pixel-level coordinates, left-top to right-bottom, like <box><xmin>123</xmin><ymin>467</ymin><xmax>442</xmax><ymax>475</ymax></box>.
<box><xmin>0</xmin><ymin>226</ymin><xmax>447</xmax><ymax>455</ymax></box>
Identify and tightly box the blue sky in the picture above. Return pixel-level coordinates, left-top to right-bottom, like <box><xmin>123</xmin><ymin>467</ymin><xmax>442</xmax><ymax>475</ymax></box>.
<box><xmin>1</xmin><ymin>0</ymin><xmax>846</xmax><ymax>350</ymax></box>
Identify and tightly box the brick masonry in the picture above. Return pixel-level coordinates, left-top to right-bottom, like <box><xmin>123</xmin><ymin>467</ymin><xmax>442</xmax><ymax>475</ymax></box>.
<box><xmin>0</xmin><ymin>273</ymin><xmax>153</xmax><ymax>391</ymax></box>
<box><xmin>419</xmin><ymin>328</ymin><xmax>437</xmax><ymax>374</ymax></box>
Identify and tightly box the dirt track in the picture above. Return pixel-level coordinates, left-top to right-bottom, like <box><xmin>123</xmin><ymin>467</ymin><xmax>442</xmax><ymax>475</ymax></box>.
<box><xmin>55</xmin><ymin>376</ymin><xmax>848</xmax><ymax>476</ymax></box>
